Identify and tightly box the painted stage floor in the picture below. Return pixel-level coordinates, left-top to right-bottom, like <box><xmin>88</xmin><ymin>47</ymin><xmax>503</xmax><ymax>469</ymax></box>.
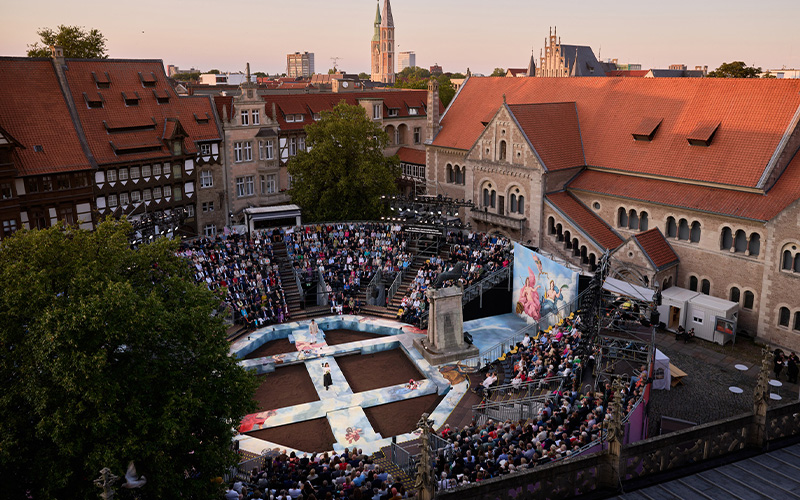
<box><xmin>463</xmin><ymin>313</ymin><xmax>531</xmax><ymax>353</ymax></box>
<box><xmin>232</xmin><ymin>315</ymin><xmax>471</xmax><ymax>456</ymax></box>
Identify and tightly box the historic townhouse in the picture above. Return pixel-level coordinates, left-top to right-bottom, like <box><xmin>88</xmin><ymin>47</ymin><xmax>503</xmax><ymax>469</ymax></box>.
<box><xmin>0</xmin><ymin>49</ymin><xmax>222</xmax><ymax>239</ymax></box>
<box><xmin>425</xmin><ymin>75</ymin><xmax>800</xmax><ymax>349</ymax></box>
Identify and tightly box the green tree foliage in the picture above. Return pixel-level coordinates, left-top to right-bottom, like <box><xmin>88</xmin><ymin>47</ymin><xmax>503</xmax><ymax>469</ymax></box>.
<box><xmin>208</xmin><ymin>69</ymin><xmax>221</xmax><ymax>74</ymax></box>
<box><xmin>358</xmin><ymin>72</ymin><xmax>371</xmax><ymax>80</ymax></box>
<box><xmin>394</xmin><ymin>67</ymin><xmax>456</xmax><ymax>107</ymax></box>
<box><xmin>490</xmin><ymin>67</ymin><xmax>507</xmax><ymax>77</ymax></box>
<box><xmin>27</xmin><ymin>25</ymin><xmax>107</xmax><ymax>58</ymax></box>
<box><xmin>172</xmin><ymin>72</ymin><xmax>201</xmax><ymax>82</ymax></box>
<box><xmin>254</xmin><ymin>71</ymin><xmax>267</xmax><ymax>78</ymax></box>
<box><xmin>0</xmin><ymin>219</ymin><xmax>258</xmax><ymax>499</ymax></box>
<box><xmin>706</xmin><ymin>61</ymin><xmax>762</xmax><ymax>78</ymax></box>
<box><xmin>287</xmin><ymin>102</ymin><xmax>400</xmax><ymax>222</ymax></box>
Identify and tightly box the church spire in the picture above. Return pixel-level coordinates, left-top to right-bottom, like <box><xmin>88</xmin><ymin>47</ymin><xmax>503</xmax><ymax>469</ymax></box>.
<box><xmin>380</xmin><ymin>0</ymin><xmax>394</xmax><ymax>28</ymax></box>
<box><xmin>526</xmin><ymin>50</ymin><xmax>536</xmax><ymax>77</ymax></box>
<box><xmin>372</xmin><ymin>1</ymin><xmax>381</xmax><ymax>41</ymax></box>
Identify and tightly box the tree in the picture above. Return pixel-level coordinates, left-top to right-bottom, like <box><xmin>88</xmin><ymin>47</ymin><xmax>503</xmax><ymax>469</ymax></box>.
<box><xmin>394</xmin><ymin>66</ymin><xmax>431</xmax><ymax>88</ymax></box>
<box><xmin>172</xmin><ymin>71</ymin><xmax>201</xmax><ymax>82</ymax></box>
<box><xmin>358</xmin><ymin>72</ymin><xmax>371</xmax><ymax>80</ymax></box>
<box><xmin>208</xmin><ymin>69</ymin><xmax>220</xmax><ymax>74</ymax></box>
<box><xmin>490</xmin><ymin>67</ymin><xmax>507</xmax><ymax>77</ymax></box>
<box><xmin>706</xmin><ymin>61</ymin><xmax>762</xmax><ymax>78</ymax></box>
<box><xmin>287</xmin><ymin>101</ymin><xmax>400</xmax><ymax>222</ymax></box>
<box><xmin>27</xmin><ymin>25</ymin><xmax>107</xmax><ymax>58</ymax></box>
<box><xmin>437</xmin><ymin>74</ymin><xmax>456</xmax><ymax>108</ymax></box>
<box><xmin>254</xmin><ymin>71</ymin><xmax>267</xmax><ymax>78</ymax></box>
<box><xmin>0</xmin><ymin>220</ymin><xmax>258</xmax><ymax>499</ymax></box>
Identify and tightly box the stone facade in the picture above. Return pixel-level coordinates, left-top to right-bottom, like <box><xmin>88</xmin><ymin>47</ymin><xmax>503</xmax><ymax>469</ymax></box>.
<box><xmin>370</xmin><ymin>0</ymin><xmax>395</xmax><ymax>84</ymax></box>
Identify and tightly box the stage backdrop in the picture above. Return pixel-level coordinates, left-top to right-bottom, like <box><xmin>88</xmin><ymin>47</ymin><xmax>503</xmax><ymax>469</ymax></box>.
<box><xmin>512</xmin><ymin>243</ymin><xmax>579</xmax><ymax>329</ymax></box>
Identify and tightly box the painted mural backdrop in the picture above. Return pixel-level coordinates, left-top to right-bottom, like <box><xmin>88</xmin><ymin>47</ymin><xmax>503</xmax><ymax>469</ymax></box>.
<box><xmin>512</xmin><ymin>242</ymin><xmax>579</xmax><ymax>328</ymax></box>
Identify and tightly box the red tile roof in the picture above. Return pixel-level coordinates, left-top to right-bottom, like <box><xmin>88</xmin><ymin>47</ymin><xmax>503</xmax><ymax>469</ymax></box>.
<box><xmin>633</xmin><ymin>228</ymin><xmax>679</xmax><ymax>270</ymax></box>
<box><xmin>606</xmin><ymin>70</ymin><xmax>649</xmax><ymax>77</ymax></box>
<box><xmin>62</xmin><ymin>60</ymin><xmax>221</xmax><ymax>164</ymax></box>
<box><xmin>214</xmin><ymin>95</ymin><xmax>234</xmax><ymax>123</ymax></box>
<box><xmin>546</xmin><ymin>191</ymin><xmax>624</xmax><ymax>250</ymax></box>
<box><xmin>568</xmin><ymin>155</ymin><xmax>800</xmax><ymax>222</ymax></box>
<box><xmin>507</xmin><ymin>103</ymin><xmax>585</xmax><ymax>171</ymax></box>
<box><xmin>396</xmin><ymin>146</ymin><xmax>425</xmax><ymax>165</ymax></box>
<box><xmin>0</xmin><ymin>58</ymin><xmax>92</xmax><ymax>176</ymax></box>
<box><xmin>434</xmin><ymin>76</ymin><xmax>800</xmax><ymax>189</ymax></box>
<box><xmin>262</xmin><ymin>90</ymin><xmax>435</xmax><ymax>131</ymax></box>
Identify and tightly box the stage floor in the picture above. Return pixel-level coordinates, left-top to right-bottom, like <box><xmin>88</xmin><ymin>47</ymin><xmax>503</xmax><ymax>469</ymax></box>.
<box><xmin>462</xmin><ymin>312</ymin><xmax>531</xmax><ymax>353</ymax></box>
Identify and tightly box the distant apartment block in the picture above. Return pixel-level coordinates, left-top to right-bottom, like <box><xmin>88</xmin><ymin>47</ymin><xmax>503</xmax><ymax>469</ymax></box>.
<box><xmin>764</xmin><ymin>68</ymin><xmax>800</xmax><ymax>79</ymax></box>
<box><xmin>287</xmin><ymin>52</ymin><xmax>315</xmax><ymax>78</ymax></box>
<box><xmin>167</xmin><ymin>65</ymin><xmax>200</xmax><ymax>77</ymax></box>
<box><xmin>398</xmin><ymin>51</ymin><xmax>415</xmax><ymax>71</ymax></box>
<box><xmin>199</xmin><ymin>73</ymin><xmax>248</xmax><ymax>86</ymax></box>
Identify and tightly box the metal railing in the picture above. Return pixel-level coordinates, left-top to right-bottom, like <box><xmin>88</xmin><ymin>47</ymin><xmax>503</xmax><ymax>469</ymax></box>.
<box><xmin>487</xmin><ymin>375</ymin><xmax>566</xmax><ymax>402</ymax></box>
<box><xmin>316</xmin><ymin>268</ymin><xmax>328</xmax><ymax>307</ymax></box>
<box><xmin>390</xmin><ymin>441</ymin><xmax>416</xmax><ymax>477</ymax></box>
<box><xmin>461</xmin><ymin>263</ymin><xmax>512</xmax><ymax>305</ymax></box>
<box><xmin>472</xmin><ymin>392</ymin><xmax>552</xmax><ymax>424</ymax></box>
<box><xmin>386</xmin><ymin>269</ymin><xmax>404</xmax><ymax>306</ymax></box>
<box><xmin>292</xmin><ymin>265</ymin><xmax>305</xmax><ymax>304</ymax></box>
<box><xmin>365</xmin><ymin>269</ymin><xmax>383</xmax><ymax>306</ymax></box>
<box><xmin>223</xmin><ymin>454</ymin><xmax>266</xmax><ymax>483</ymax></box>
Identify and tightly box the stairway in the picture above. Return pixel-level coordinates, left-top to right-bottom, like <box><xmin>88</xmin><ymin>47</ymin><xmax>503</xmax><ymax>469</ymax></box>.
<box><xmin>273</xmin><ymin>240</ymin><xmax>304</xmax><ymax>319</ymax></box>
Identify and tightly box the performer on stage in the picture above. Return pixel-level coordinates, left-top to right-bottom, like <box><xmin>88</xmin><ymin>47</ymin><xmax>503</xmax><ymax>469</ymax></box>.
<box><xmin>323</xmin><ymin>362</ymin><xmax>333</xmax><ymax>391</ymax></box>
<box><xmin>309</xmin><ymin>319</ymin><xmax>323</xmax><ymax>343</ymax></box>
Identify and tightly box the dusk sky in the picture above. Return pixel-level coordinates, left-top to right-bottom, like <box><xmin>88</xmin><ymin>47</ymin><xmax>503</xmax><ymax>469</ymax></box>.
<box><xmin>2</xmin><ymin>0</ymin><xmax>798</xmax><ymax>76</ymax></box>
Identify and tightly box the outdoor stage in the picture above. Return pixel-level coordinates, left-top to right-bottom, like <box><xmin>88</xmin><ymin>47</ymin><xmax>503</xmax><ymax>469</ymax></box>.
<box><xmin>231</xmin><ymin>315</ymin><xmax>477</xmax><ymax>456</ymax></box>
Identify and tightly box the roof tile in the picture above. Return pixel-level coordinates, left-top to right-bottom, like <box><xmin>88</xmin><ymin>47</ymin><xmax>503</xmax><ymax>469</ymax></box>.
<box><xmin>547</xmin><ymin>191</ymin><xmax>624</xmax><ymax>250</ymax></box>
<box><xmin>507</xmin><ymin>102</ymin><xmax>584</xmax><ymax>171</ymax></box>
<box><xmin>633</xmin><ymin>228</ymin><xmax>679</xmax><ymax>270</ymax></box>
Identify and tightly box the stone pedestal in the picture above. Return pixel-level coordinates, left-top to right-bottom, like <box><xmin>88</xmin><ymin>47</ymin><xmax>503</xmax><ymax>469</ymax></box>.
<box><xmin>413</xmin><ymin>285</ymin><xmax>478</xmax><ymax>365</ymax></box>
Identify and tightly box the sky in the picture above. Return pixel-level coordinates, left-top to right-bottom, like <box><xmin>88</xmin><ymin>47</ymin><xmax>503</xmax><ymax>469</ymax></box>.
<box><xmin>1</xmin><ymin>0</ymin><xmax>798</xmax><ymax>76</ymax></box>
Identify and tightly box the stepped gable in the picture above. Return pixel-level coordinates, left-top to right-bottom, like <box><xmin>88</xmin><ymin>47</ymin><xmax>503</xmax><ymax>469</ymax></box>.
<box><xmin>632</xmin><ymin>228</ymin><xmax>679</xmax><ymax>271</ymax></box>
<box><xmin>61</xmin><ymin>59</ymin><xmax>220</xmax><ymax>164</ymax></box>
<box><xmin>0</xmin><ymin>58</ymin><xmax>91</xmax><ymax>176</ymax></box>
<box><xmin>546</xmin><ymin>191</ymin><xmax>624</xmax><ymax>250</ymax></box>
<box><xmin>434</xmin><ymin>76</ymin><xmax>800</xmax><ymax>189</ymax></box>
<box><xmin>507</xmin><ymin>102</ymin><xmax>585</xmax><ymax>171</ymax></box>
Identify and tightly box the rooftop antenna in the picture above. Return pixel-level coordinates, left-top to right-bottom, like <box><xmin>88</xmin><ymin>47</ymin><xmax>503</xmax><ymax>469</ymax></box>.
<box><xmin>330</xmin><ymin>56</ymin><xmax>343</xmax><ymax>73</ymax></box>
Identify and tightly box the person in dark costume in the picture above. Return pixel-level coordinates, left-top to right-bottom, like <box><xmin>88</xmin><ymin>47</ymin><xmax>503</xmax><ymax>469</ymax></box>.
<box><xmin>323</xmin><ymin>362</ymin><xmax>333</xmax><ymax>391</ymax></box>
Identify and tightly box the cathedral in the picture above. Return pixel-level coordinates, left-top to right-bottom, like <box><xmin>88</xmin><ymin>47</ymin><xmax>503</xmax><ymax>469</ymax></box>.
<box><xmin>370</xmin><ymin>0</ymin><xmax>395</xmax><ymax>84</ymax></box>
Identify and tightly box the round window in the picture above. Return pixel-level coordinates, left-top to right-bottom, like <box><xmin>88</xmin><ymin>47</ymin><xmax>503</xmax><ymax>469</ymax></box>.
<box><xmin>593</xmin><ymin>202</ymin><xmax>601</xmax><ymax>210</ymax></box>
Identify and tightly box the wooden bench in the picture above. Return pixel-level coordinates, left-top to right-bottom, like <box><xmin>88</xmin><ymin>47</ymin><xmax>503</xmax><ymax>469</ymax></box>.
<box><xmin>669</xmin><ymin>363</ymin><xmax>687</xmax><ymax>387</ymax></box>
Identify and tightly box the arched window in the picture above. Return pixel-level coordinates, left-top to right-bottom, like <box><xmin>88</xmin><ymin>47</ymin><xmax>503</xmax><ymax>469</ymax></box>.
<box><xmin>483</xmin><ymin>188</ymin><xmax>491</xmax><ymax>207</ymax></box>
<box><xmin>640</xmin><ymin>212</ymin><xmax>649</xmax><ymax>231</ymax></box>
<box><xmin>783</xmin><ymin>249</ymin><xmax>793</xmax><ymax>270</ymax></box>
<box><xmin>572</xmin><ymin>238</ymin><xmax>580</xmax><ymax>256</ymax></box>
<box><xmin>748</xmin><ymin>233</ymin><xmax>760</xmax><ymax>256</ymax></box>
<box><xmin>667</xmin><ymin>217</ymin><xmax>677</xmax><ymax>238</ymax></box>
<box><xmin>701</xmin><ymin>279</ymin><xmax>710</xmax><ymax>295</ymax></box>
<box><xmin>730</xmin><ymin>287</ymin><xmax>741</xmax><ymax>303</ymax></box>
<box><xmin>589</xmin><ymin>254</ymin><xmax>597</xmax><ymax>271</ymax></box>
<box><xmin>734</xmin><ymin>230</ymin><xmax>747</xmax><ymax>252</ymax></box>
<box><xmin>618</xmin><ymin>208</ymin><xmax>628</xmax><ymax>228</ymax></box>
<box><xmin>491</xmin><ymin>190</ymin><xmax>496</xmax><ymax>208</ymax></box>
<box><xmin>510</xmin><ymin>194</ymin><xmax>517</xmax><ymax>212</ymax></box>
<box><xmin>795</xmin><ymin>254</ymin><xmax>800</xmax><ymax>273</ymax></box>
<box><xmin>498</xmin><ymin>140</ymin><xmax>507</xmax><ymax>161</ymax></box>
<box><xmin>795</xmin><ymin>311</ymin><xmax>800</xmax><ymax>331</ymax></box>
<box><xmin>689</xmin><ymin>275</ymin><xmax>698</xmax><ymax>291</ymax></box>
<box><xmin>721</xmin><ymin>227</ymin><xmax>733</xmax><ymax>250</ymax></box>
<box><xmin>556</xmin><ymin>224</ymin><xmax>563</xmax><ymax>241</ymax></box>
<box><xmin>548</xmin><ymin>217</ymin><xmax>556</xmax><ymax>235</ymax></box>
<box><xmin>454</xmin><ymin>166</ymin><xmax>463</xmax><ymax>184</ymax></box>
<box><xmin>778</xmin><ymin>307</ymin><xmax>790</xmax><ymax>327</ymax></box>
<box><xmin>564</xmin><ymin>231</ymin><xmax>572</xmax><ymax>249</ymax></box>
<box><xmin>690</xmin><ymin>221</ymin><xmax>701</xmax><ymax>243</ymax></box>
<box><xmin>678</xmin><ymin>219</ymin><xmax>690</xmax><ymax>240</ymax></box>
<box><xmin>580</xmin><ymin>246</ymin><xmax>588</xmax><ymax>265</ymax></box>
<box><xmin>447</xmin><ymin>164</ymin><xmax>454</xmax><ymax>183</ymax></box>
<box><xmin>629</xmin><ymin>210</ymin><xmax>639</xmax><ymax>230</ymax></box>
<box><xmin>517</xmin><ymin>196</ymin><xmax>524</xmax><ymax>214</ymax></box>
<box><xmin>743</xmin><ymin>291</ymin><xmax>754</xmax><ymax>310</ymax></box>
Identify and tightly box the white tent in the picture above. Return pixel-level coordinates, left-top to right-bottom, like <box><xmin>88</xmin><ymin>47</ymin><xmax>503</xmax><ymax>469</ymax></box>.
<box><xmin>652</xmin><ymin>349</ymin><xmax>671</xmax><ymax>390</ymax></box>
<box><xmin>602</xmin><ymin>277</ymin><xmax>654</xmax><ymax>302</ymax></box>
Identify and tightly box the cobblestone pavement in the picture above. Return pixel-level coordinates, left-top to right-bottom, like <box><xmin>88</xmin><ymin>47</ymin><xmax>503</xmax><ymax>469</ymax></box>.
<box><xmin>646</xmin><ymin>330</ymin><xmax>799</xmax><ymax>437</ymax></box>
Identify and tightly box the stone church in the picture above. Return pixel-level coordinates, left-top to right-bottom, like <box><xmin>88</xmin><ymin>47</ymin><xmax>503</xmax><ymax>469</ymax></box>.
<box><xmin>370</xmin><ymin>0</ymin><xmax>396</xmax><ymax>84</ymax></box>
<box><xmin>424</xmin><ymin>75</ymin><xmax>800</xmax><ymax>350</ymax></box>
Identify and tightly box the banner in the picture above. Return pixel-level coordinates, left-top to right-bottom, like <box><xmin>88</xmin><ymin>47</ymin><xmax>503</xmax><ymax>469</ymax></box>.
<box><xmin>512</xmin><ymin>243</ymin><xmax>579</xmax><ymax>328</ymax></box>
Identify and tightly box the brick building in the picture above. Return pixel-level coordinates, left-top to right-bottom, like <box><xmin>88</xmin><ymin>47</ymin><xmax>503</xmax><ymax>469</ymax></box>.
<box><xmin>424</xmin><ymin>75</ymin><xmax>800</xmax><ymax>350</ymax></box>
<box><xmin>0</xmin><ymin>49</ymin><xmax>221</xmax><ymax>240</ymax></box>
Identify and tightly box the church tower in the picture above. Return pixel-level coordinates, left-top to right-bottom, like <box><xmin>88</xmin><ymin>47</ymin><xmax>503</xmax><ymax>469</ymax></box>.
<box><xmin>370</xmin><ymin>2</ymin><xmax>381</xmax><ymax>82</ymax></box>
<box><xmin>379</xmin><ymin>0</ymin><xmax>395</xmax><ymax>84</ymax></box>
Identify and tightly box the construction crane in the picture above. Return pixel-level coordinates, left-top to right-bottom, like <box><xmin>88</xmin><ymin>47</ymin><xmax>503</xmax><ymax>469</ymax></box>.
<box><xmin>330</xmin><ymin>56</ymin><xmax>343</xmax><ymax>73</ymax></box>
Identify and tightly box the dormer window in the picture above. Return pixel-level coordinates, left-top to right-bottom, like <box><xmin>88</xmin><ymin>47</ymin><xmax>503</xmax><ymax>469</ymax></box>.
<box><xmin>139</xmin><ymin>72</ymin><xmax>157</xmax><ymax>88</ymax></box>
<box><xmin>84</xmin><ymin>92</ymin><xmax>104</xmax><ymax>109</ymax></box>
<box><xmin>193</xmin><ymin>113</ymin><xmax>210</xmax><ymax>124</ymax></box>
<box><xmin>286</xmin><ymin>115</ymin><xmax>295</xmax><ymax>122</ymax></box>
<box><xmin>388</xmin><ymin>108</ymin><xmax>399</xmax><ymax>117</ymax></box>
<box><xmin>122</xmin><ymin>92</ymin><xmax>140</xmax><ymax>106</ymax></box>
<box><xmin>295</xmin><ymin>114</ymin><xmax>304</xmax><ymax>122</ymax></box>
<box><xmin>408</xmin><ymin>107</ymin><xmax>419</xmax><ymax>115</ymax></box>
<box><xmin>153</xmin><ymin>89</ymin><xmax>170</xmax><ymax>104</ymax></box>
<box><xmin>92</xmin><ymin>71</ymin><xmax>111</xmax><ymax>89</ymax></box>
<box><xmin>687</xmin><ymin>122</ymin><xmax>720</xmax><ymax>147</ymax></box>
<box><xmin>632</xmin><ymin>117</ymin><xmax>662</xmax><ymax>142</ymax></box>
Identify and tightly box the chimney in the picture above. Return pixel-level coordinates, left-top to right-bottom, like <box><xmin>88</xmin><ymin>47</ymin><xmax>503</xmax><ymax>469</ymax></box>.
<box><xmin>272</xmin><ymin>102</ymin><xmax>277</xmax><ymax>122</ymax></box>
<box><xmin>50</xmin><ymin>45</ymin><xmax>64</xmax><ymax>60</ymax></box>
<box><xmin>427</xmin><ymin>77</ymin><xmax>440</xmax><ymax>142</ymax></box>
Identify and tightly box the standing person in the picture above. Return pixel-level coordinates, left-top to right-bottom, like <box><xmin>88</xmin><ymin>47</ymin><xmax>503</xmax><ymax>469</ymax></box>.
<box><xmin>323</xmin><ymin>362</ymin><xmax>333</xmax><ymax>391</ymax></box>
<box><xmin>787</xmin><ymin>352</ymin><xmax>799</xmax><ymax>384</ymax></box>
<box><xmin>309</xmin><ymin>319</ymin><xmax>321</xmax><ymax>343</ymax></box>
<box><xmin>773</xmin><ymin>350</ymin><xmax>785</xmax><ymax>380</ymax></box>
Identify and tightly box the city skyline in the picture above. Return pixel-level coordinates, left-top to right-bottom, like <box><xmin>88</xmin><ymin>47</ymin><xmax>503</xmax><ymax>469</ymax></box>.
<box><xmin>1</xmin><ymin>0</ymin><xmax>798</xmax><ymax>75</ymax></box>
